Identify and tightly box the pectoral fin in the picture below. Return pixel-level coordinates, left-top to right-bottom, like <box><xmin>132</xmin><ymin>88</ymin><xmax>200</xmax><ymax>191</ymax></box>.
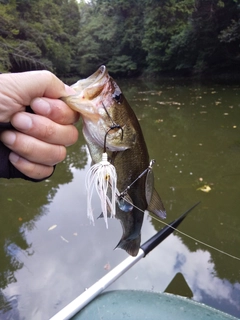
<box><xmin>147</xmin><ymin>188</ymin><xmax>166</xmax><ymax>219</ymax></box>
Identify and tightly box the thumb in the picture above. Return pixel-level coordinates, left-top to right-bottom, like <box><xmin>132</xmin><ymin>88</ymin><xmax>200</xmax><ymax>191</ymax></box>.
<box><xmin>7</xmin><ymin>70</ymin><xmax>75</xmax><ymax>105</ymax></box>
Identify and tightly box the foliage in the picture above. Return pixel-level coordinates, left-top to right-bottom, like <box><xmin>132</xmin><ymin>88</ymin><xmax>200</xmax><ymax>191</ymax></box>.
<box><xmin>76</xmin><ymin>0</ymin><xmax>146</xmax><ymax>76</ymax></box>
<box><xmin>0</xmin><ymin>0</ymin><xmax>80</xmax><ymax>75</ymax></box>
<box><xmin>0</xmin><ymin>0</ymin><xmax>240</xmax><ymax>77</ymax></box>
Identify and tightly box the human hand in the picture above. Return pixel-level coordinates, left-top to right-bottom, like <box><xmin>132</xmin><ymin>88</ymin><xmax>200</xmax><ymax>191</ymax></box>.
<box><xmin>0</xmin><ymin>71</ymin><xmax>79</xmax><ymax>180</ymax></box>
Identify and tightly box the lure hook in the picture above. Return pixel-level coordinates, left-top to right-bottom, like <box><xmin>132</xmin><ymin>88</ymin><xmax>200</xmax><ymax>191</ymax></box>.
<box><xmin>102</xmin><ymin>103</ymin><xmax>124</xmax><ymax>152</ymax></box>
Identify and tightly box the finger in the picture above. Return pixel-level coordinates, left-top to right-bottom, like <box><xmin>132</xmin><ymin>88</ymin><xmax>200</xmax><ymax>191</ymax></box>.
<box><xmin>0</xmin><ymin>71</ymin><xmax>77</xmax><ymax>122</ymax></box>
<box><xmin>11</xmin><ymin>112</ymin><xmax>79</xmax><ymax>146</ymax></box>
<box><xmin>4</xmin><ymin>70</ymin><xmax>75</xmax><ymax>105</ymax></box>
<box><xmin>0</xmin><ymin>130</ymin><xmax>67</xmax><ymax>166</ymax></box>
<box><xmin>9</xmin><ymin>152</ymin><xmax>54</xmax><ymax>180</ymax></box>
<box><xmin>30</xmin><ymin>97</ymin><xmax>80</xmax><ymax>125</ymax></box>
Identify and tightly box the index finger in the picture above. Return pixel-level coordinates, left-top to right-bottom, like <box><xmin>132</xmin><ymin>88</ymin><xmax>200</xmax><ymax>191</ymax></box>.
<box><xmin>30</xmin><ymin>97</ymin><xmax>80</xmax><ymax>125</ymax></box>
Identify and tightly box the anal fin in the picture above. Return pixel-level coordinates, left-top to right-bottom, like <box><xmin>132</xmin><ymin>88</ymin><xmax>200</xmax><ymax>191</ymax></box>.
<box><xmin>115</xmin><ymin>236</ymin><xmax>141</xmax><ymax>257</ymax></box>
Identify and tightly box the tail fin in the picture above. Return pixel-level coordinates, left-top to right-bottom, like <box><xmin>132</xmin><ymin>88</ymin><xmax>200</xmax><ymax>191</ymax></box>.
<box><xmin>115</xmin><ymin>235</ymin><xmax>141</xmax><ymax>257</ymax></box>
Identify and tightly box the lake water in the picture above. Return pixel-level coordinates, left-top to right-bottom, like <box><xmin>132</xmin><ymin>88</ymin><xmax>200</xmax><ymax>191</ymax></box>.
<box><xmin>0</xmin><ymin>78</ymin><xmax>240</xmax><ymax>319</ymax></box>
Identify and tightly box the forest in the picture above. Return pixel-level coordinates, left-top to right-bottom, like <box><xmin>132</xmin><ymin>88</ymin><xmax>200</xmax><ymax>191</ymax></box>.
<box><xmin>0</xmin><ymin>0</ymin><xmax>239</xmax><ymax>78</ymax></box>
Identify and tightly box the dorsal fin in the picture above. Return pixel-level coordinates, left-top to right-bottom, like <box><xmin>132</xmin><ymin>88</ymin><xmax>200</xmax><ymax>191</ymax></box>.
<box><xmin>147</xmin><ymin>188</ymin><xmax>166</xmax><ymax>219</ymax></box>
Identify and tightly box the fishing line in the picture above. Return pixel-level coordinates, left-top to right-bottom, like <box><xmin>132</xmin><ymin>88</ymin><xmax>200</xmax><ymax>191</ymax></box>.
<box><xmin>120</xmin><ymin>195</ymin><xmax>240</xmax><ymax>261</ymax></box>
<box><xmin>150</xmin><ymin>214</ymin><xmax>240</xmax><ymax>261</ymax></box>
<box><xmin>115</xmin><ymin>160</ymin><xmax>240</xmax><ymax>261</ymax></box>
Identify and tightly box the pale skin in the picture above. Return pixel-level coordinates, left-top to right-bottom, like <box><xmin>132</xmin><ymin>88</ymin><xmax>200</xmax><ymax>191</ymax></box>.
<box><xmin>0</xmin><ymin>70</ymin><xmax>79</xmax><ymax>180</ymax></box>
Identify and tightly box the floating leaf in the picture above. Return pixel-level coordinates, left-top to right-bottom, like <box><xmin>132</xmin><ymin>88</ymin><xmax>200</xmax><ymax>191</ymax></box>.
<box><xmin>197</xmin><ymin>185</ymin><xmax>211</xmax><ymax>192</ymax></box>
<box><xmin>104</xmin><ymin>262</ymin><xmax>111</xmax><ymax>271</ymax></box>
<box><xmin>60</xmin><ymin>236</ymin><xmax>69</xmax><ymax>243</ymax></box>
<box><xmin>48</xmin><ymin>225</ymin><xmax>57</xmax><ymax>231</ymax></box>
<box><xmin>18</xmin><ymin>217</ymin><xmax>22</xmax><ymax>221</ymax></box>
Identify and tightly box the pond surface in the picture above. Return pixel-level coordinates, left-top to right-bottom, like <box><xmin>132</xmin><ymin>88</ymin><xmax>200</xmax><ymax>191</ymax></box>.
<box><xmin>0</xmin><ymin>78</ymin><xmax>240</xmax><ymax>319</ymax></box>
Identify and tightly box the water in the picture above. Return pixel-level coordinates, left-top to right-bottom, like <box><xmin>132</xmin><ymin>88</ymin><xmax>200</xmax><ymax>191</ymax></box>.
<box><xmin>0</xmin><ymin>79</ymin><xmax>240</xmax><ymax>319</ymax></box>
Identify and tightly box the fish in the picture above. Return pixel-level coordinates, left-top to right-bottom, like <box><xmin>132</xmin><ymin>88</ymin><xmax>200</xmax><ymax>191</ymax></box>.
<box><xmin>62</xmin><ymin>65</ymin><xmax>166</xmax><ymax>256</ymax></box>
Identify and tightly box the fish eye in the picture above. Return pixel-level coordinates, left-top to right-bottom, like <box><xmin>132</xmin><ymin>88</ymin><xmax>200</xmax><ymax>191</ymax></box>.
<box><xmin>112</xmin><ymin>91</ymin><xmax>123</xmax><ymax>104</ymax></box>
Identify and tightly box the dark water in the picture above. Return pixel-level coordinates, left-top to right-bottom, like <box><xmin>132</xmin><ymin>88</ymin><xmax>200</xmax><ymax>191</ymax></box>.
<box><xmin>0</xmin><ymin>79</ymin><xmax>240</xmax><ymax>319</ymax></box>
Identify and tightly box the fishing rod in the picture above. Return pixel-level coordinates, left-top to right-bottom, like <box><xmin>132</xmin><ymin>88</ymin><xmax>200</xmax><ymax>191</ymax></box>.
<box><xmin>49</xmin><ymin>202</ymin><xmax>200</xmax><ymax>320</ymax></box>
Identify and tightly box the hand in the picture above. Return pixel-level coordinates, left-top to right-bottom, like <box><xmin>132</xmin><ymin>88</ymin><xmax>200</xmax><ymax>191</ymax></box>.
<box><xmin>0</xmin><ymin>70</ymin><xmax>79</xmax><ymax>180</ymax></box>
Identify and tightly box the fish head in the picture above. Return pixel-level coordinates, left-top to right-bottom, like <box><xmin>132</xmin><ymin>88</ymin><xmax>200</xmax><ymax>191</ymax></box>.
<box><xmin>63</xmin><ymin>65</ymin><xmax>137</xmax><ymax>152</ymax></box>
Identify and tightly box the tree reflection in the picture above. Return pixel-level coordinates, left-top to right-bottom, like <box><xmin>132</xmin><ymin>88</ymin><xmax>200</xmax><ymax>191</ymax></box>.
<box><xmin>0</xmin><ymin>291</ymin><xmax>19</xmax><ymax>319</ymax></box>
<box><xmin>0</xmin><ymin>133</ymin><xmax>88</xmax><ymax>315</ymax></box>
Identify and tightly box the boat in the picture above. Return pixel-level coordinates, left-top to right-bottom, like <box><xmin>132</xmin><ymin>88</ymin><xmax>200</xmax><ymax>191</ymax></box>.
<box><xmin>72</xmin><ymin>289</ymin><xmax>239</xmax><ymax>320</ymax></box>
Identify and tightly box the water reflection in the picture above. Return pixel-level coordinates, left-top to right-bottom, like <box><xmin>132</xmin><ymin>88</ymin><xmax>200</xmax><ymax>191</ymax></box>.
<box><xmin>0</xmin><ymin>135</ymin><xmax>88</xmax><ymax>319</ymax></box>
<box><xmin>0</xmin><ymin>80</ymin><xmax>240</xmax><ymax>319</ymax></box>
<box><xmin>1</xmin><ymin>165</ymin><xmax>240</xmax><ymax>319</ymax></box>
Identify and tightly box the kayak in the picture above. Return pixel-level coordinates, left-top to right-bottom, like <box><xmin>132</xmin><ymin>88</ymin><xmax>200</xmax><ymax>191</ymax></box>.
<box><xmin>72</xmin><ymin>290</ymin><xmax>239</xmax><ymax>320</ymax></box>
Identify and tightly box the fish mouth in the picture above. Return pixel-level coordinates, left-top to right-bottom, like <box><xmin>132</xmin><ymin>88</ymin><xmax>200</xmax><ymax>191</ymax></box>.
<box><xmin>62</xmin><ymin>65</ymin><xmax>109</xmax><ymax>116</ymax></box>
<box><xmin>71</xmin><ymin>65</ymin><xmax>108</xmax><ymax>92</ymax></box>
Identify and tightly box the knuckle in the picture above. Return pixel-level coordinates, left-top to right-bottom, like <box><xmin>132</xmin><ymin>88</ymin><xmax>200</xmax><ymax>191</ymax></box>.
<box><xmin>39</xmin><ymin>70</ymin><xmax>54</xmax><ymax>81</ymax></box>
<box><xmin>44</xmin><ymin>123</ymin><xmax>56</xmax><ymax>139</ymax></box>
<box><xmin>18</xmin><ymin>137</ymin><xmax>34</xmax><ymax>156</ymax></box>
<box><xmin>51</xmin><ymin>101</ymin><xmax>69</xmax><ymax>124</ymax></box>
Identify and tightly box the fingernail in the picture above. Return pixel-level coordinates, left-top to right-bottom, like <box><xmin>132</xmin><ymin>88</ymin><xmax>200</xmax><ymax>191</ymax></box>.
<box><xmin>32</xmin><ymin>98</ymin><xmax>51</xmax><ymax>115</ymax></box>
<box><xmin>2</xmin><ymin>131</ymin><xmax>16</xmax><ymax>146</ymax></box>
<box><xmin>13</xmin><ymin>113</ymin><xmax>32</xmax><ymax>130</ymax></box>
<box><xmin>9</xmin><ymin>152</ymin><xmax>20</xmax><ymax>164</ymax></box>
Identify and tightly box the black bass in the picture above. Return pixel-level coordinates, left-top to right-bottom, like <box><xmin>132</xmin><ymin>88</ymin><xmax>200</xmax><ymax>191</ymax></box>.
<box><xmin>63</xmin><ymin>65</ymin><xmax>166</xmax><ymax>256</ymax></box>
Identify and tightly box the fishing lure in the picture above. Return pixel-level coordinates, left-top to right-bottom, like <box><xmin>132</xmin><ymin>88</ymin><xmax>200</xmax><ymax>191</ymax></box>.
<box><xmin>85</xmin><ymin>151</ymin><xmax>117</xmax><ymax>229</ymax></box>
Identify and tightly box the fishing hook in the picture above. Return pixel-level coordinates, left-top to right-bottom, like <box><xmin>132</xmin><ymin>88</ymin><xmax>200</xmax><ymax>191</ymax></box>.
<box><xmin>102</xmin><ymin>102</ymin><xmax>124</xmax><ymax>152</ymax></box>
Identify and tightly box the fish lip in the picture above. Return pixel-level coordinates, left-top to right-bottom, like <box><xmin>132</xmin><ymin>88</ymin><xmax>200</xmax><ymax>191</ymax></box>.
<box><xmin>85</xmin><ymin>65</ymin><xmax>107</xmax><ymax>86</ymax></box>
<box><xmin>72</xmin><ymin>65</ymin><xmax>108</xmax><ymax>91</ymax></box>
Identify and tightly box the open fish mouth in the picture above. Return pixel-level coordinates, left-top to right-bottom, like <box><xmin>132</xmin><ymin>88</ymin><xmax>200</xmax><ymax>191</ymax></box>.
<box><xmin>62</xmin><ymin>65</ymin><xmax>111</xmax><ymax>117</ymax></box>
<box><xmin>71</xmin><ymin>65</ymin><xmax>108</xmax><ymax>92</ymax></box>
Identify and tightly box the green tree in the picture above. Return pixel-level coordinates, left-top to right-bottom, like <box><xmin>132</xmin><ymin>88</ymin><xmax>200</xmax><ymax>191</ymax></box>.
<box><xmin>142</xmin><ymin>0</ymin><xmax>195</xmax><ymax>74</ymax></box>
<box><xmin>0</xmin><ymin>0</ymin><xmax>81</xmax><ymax>75</ymax></box>
<box><xmin>0</xmin><ymin>1</ymin><xmax>19</xmax><ymax>72</ymax></box>
<box><xmin>76</xmin><ymin>0</ymin><xmax>145</xmax><ymax>76</ymax></box>
<box><xmin>165</xmin><ymin>0</ymin><xmax>240</xmax><ymax>74</ymax></box>
<box><xmin>1</xmin><ymin>0</ymin><xmax>240</xmax><ymax>77</ymax></box>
